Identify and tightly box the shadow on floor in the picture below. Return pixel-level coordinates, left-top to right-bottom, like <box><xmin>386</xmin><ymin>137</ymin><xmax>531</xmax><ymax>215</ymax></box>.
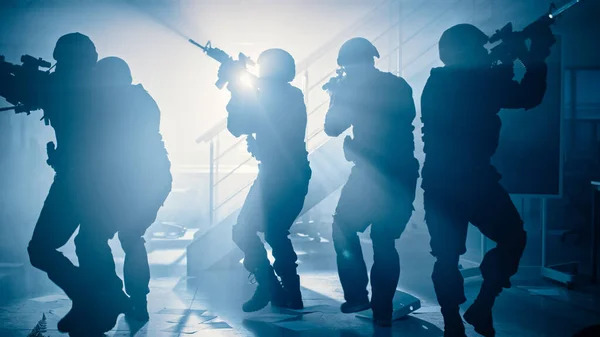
<box><xmin>242</xmin><ymin>314</ymin><xmax>443</xmax><ymax>337</ymax></box>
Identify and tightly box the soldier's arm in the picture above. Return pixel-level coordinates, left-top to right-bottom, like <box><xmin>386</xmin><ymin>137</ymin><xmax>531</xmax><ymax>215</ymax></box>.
<box><xmin>274</xmin><ymin>88</ymin><xmax>308</xmax><ymax>144</ymax></box>
<box><xmin>395</xmin><ymin>77</ymin><xmax>417</xmax><ymax>129</ymax></box>
<box><xmin>226</xmin><ymin>85</ymin><xmax>261</xmax><ymax>137</ymax></box>
<box><xmin>324</xmin><ymin>89</ymin><xmax>353</xmax><ymax>137</ymax></box>
<box><xmin>420</xmin><ymin>75</ymin><xmax>443</xmax><ymax>138</ymax></box>
<box><xmin>137</xmin><ymin>85</ymin><xmax>161</xmax><ymax>134</ymax></box>
<box><xmin>497</xmin><ymin>62</ymin><xmax>548</xmax><ymax>110</ymax></box>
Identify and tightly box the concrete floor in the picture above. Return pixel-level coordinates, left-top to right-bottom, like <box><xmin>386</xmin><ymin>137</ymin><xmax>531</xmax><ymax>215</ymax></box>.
<box><xmin>1</xmin><ymin>226</ymin><xmax>599</xmax><ymax>337</ymax></box>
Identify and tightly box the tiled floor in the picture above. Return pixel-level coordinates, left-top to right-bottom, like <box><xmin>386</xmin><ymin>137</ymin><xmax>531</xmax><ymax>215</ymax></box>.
<box><xmin>1</xmin><ymin>227</ymin><xmax>599</xmax><ymax>337</ymax></box>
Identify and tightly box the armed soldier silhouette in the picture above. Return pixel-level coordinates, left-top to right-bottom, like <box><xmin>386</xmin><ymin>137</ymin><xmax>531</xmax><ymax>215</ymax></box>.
<box><xmin>421</xmin><ymin>17</ymin><xmax>556</xmax><ymax>337</ymax></box>
<box><xmin>323</xmin><ymin>37</ymin><xmax>419</xmax><ymax>327</ymax></box>
<box><xmin>211</xmin><ymin>47</ymin><xmax>312</xmax><ymax>312</ymax></box>
<box><xmin>1</xmin><ymin>33</ymin><xmax>171</xmax><ymax>336</ymax></box>
<box><xmin>0</xmin><ymin>1</ymin><xmax>579</xmax><ymax>334</ymax></box>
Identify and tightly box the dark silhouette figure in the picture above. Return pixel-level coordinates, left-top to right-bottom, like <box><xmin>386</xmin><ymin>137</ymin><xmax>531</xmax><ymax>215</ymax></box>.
<box><xmin>25</xmin><ymin>33</ymin><xmax>129</xmax><ymax>335</ymax></box>
<box><xmin>88</xmin><ymin>56</ymin><xmax>172</xmax><ymax>322</ymax></box>
<box><xmin>324</xmin><ymin>37</ymin><xmax>419</xmax><ymax>327</ymax></box>
<box><xmin>220</xmin><ymin>48</ymin><xmax>311</xmax><ymax>312</ymax></box>
<box><xmin>421</xmin><ymin>24</ymin><xmax>555</xmax><ymax>337</ymax></box>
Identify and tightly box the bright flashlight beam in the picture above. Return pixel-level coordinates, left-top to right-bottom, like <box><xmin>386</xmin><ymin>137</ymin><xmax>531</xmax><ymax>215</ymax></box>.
<box><xmin>125</xmin><ymin>2</ymin><xmax>194</xmax><ymax>42</ymax></box>
<box><xmin>551</xmin><ymin>0</ymin><xmax>581</xmax><ymax>18</ymax></box>
<box><xmin>239</xmin><ymin>73</ymin><xmax>254</xmax><ymax>88</ymax></box>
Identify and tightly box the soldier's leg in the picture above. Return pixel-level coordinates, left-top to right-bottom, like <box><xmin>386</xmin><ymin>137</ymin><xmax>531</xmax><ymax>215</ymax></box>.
<box><xmin>118</xmin><ymin>225</ymin><xmax>151</xmax><ymax>321</ymax></box>
<box><xmin>75</xmin><ymin>224</ymin><xmax>123</xmax><ymax>293</ymax></box>
<box><xmin>332</xmin><ymin>171</ymin><xmax>371</xmax><ymax>312</ymax></box>
<box><xmin>464</xmin><ymin>181</ymin><xmax>526</xmax><ymax>337</ymax></box>
<box><xmin>232</xmin><ymin>181</ymin><xmax>283</xmax><ymax>312</ymax></box>
<box><xmin>119</xmin><ymin>172</ymin><xmax>171</xmax><ymax>321</ymax></box>
<box><xmin>332</xmin><ymin>223</ymin><xmax>370</xmax><ymax>310</ymax></box>
<box><xmin>264</xmin><ymin>223</ymin><xmax>299</xmax><ymax>305</ymax></box>
<box><xmin>424</xmin><ymin>188</ymin><xmax>469</xmax><ymax>336</ymax></box>
<box><xmin>27</xmin><ymin>177</ymin><xmax>81</xmax><ymax>300</ymax></box>
<box><xmin>368</xmin><ymin>227</ymin><xmax>399</xmax><ymax>323</ymax></box>
<box><xmin>471</xmin><ymin>182</ymin><xmax>526</xmax><ymax>301</ymax></box>
<box><xmin>263</xmin><ymin>182</ymin><xmax>308</xmax><ymax>309</ymax></box>
<box><xmin>232</xmin><ymin>182</ymin><xmax>271</xmax><ymax>275</ymax></box>
<box><xmin>264</xmin><ymin>202</ymin><xmax>300</xmax><ymax>279</ymax></box>
<box><xmin>369</xmin><ymin>171</ymin><xmax>417</xmax><ymax>326</ymax></box>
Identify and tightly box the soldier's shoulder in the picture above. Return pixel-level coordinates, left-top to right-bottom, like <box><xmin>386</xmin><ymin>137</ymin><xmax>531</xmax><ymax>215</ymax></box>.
<box><xmin>131</xmin><ymin>84</ymin><xmax>151</xmax><ymax>98</ymax></box>
<box><xmin>424</xmin><ymin>66</ymin><xmax>454</xmax><ymax>85</ymax></box>
<box><xmin>131</xmin><ymin>84</ymin><xmax>158</xmax><ymax>107</ymax></box>
<box><xmin>429</xmin><ymin>66</ymin><xmax>445</xmax><ymax>74</ymax></box>
<box><xmin>287</xmin><ymin>84</ymin><xmax>305</xmax><ymax>101</ymax></box>
<box><xmin>132</xmin><ymin>83</ymin><xmax>148</xmax><ymax>94</ymax></box>
<box><xmin>378</xmin><ymin>71</ymin><xmax>412</xmax><ymax>91</ymax></box>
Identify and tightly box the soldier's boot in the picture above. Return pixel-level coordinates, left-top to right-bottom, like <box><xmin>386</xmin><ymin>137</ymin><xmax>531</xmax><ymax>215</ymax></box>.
<box><xmin>242</xmin><ymin>266</ymin><xmax>285</xmax><ymax>313</ymax></box>
<box><xmin>277</xmin><ymin>274</ymin><xmax>304</xmax><ymax>310</ymax></box>
<box><xmin>464</xmin><ymin>302</ymin><xmax>495</xmax><ymax>337</ymax></box>
<box><xmin>126</xmin><ymin>296</ymin><xmax>150</xmax><ymax>322</ymax></box>
<box><xmin>372</xmin><ymin>310</ymin><xmax>393</xmax><ymax>328</ymax></box>
<box><xmin>464</xmin><ymin>283</ymin><xmax>498</xmax><ymax>337</ymax></box>
<box><xmin>441</xmin><ymin>306</ymin><xmax>467</xmax><ymax>337</ymax></box>
<box><xmin>61</xmin><ymin>290</ymin><xmax>130</xmax><ymax>335</ymax></box>
<box><xmin>95</xmin><ymin>289</ymin><xmax>131</xmax><ymax>333</ymax></box>
<box><xmin>340</xmin><ymin>298</ymin><xmax>371</xmax><ymax>314</ymax></box>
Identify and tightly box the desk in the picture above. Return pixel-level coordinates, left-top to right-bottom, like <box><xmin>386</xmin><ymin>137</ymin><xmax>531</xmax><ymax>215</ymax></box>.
<box><xmin>541</xmin><ymin>184</ymin><xmax>598</xmax><ymax>287</ymax></box>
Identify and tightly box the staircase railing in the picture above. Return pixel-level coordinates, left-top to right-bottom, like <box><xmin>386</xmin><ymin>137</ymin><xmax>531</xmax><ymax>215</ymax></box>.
<box><xmin>195</xmin><ymin>0</ymin><xmax>495</xmax><ymax>228</ymax></box>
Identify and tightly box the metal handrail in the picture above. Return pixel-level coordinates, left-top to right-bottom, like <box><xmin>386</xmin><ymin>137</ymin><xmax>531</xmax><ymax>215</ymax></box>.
<box><xmin>195</xmin><ymin>118</ymin><xmax>227</xmax><ymax>144</ymax></box>
<box><xmin>307</xmin><ymin>69</ymin><xmax>337</xmax><ymax>92</ymax></box>
<box><xmin>308</xmin><ymin>100</ymin><xmax>329</xmax><ymax>117</ymax></box>
<box><xmin>307</xmin><ymin>127</ymin><xmax>326</xmax><ymax>142</ymax></box>
<box><xmin>214</xmin><ymin>155</ymin><xmax>254</xmax><ymax>187</ymax></box>
<box><xmin>214</xmin><ymin>179</ymin><xmax>254</xmax><ymax>212</ymax></box>
<box><xmin>215</xmin><ymin>137</ymin><xmax>245</xmax><ymax>161</ymax></box>
<box><xmin>404</xmin><ymin>43</ymin><xmax>438</xmax><ymax>70</ymax></box>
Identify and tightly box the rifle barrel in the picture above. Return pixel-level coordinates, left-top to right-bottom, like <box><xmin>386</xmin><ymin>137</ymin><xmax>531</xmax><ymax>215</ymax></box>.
<box><xmin>189</xmin><ymin>39</ymin><xmax>207</xmax><ymax>52</ymax></box>
<box><xmin>0</xmin><ymin>106</ymin><xmax>16</xmax><ymax>112</ymax></box>
<box><xmin>551</xmin><ymin>0</ymin><xmax>581</xmax><ymax>18</ymax></box>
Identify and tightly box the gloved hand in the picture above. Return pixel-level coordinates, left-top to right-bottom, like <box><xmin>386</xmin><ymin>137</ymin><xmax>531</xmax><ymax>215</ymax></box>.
<box><xmin>527</xmin><ymin>24</ymin><xmax>556</xmax><ymax>62</ymax></box>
